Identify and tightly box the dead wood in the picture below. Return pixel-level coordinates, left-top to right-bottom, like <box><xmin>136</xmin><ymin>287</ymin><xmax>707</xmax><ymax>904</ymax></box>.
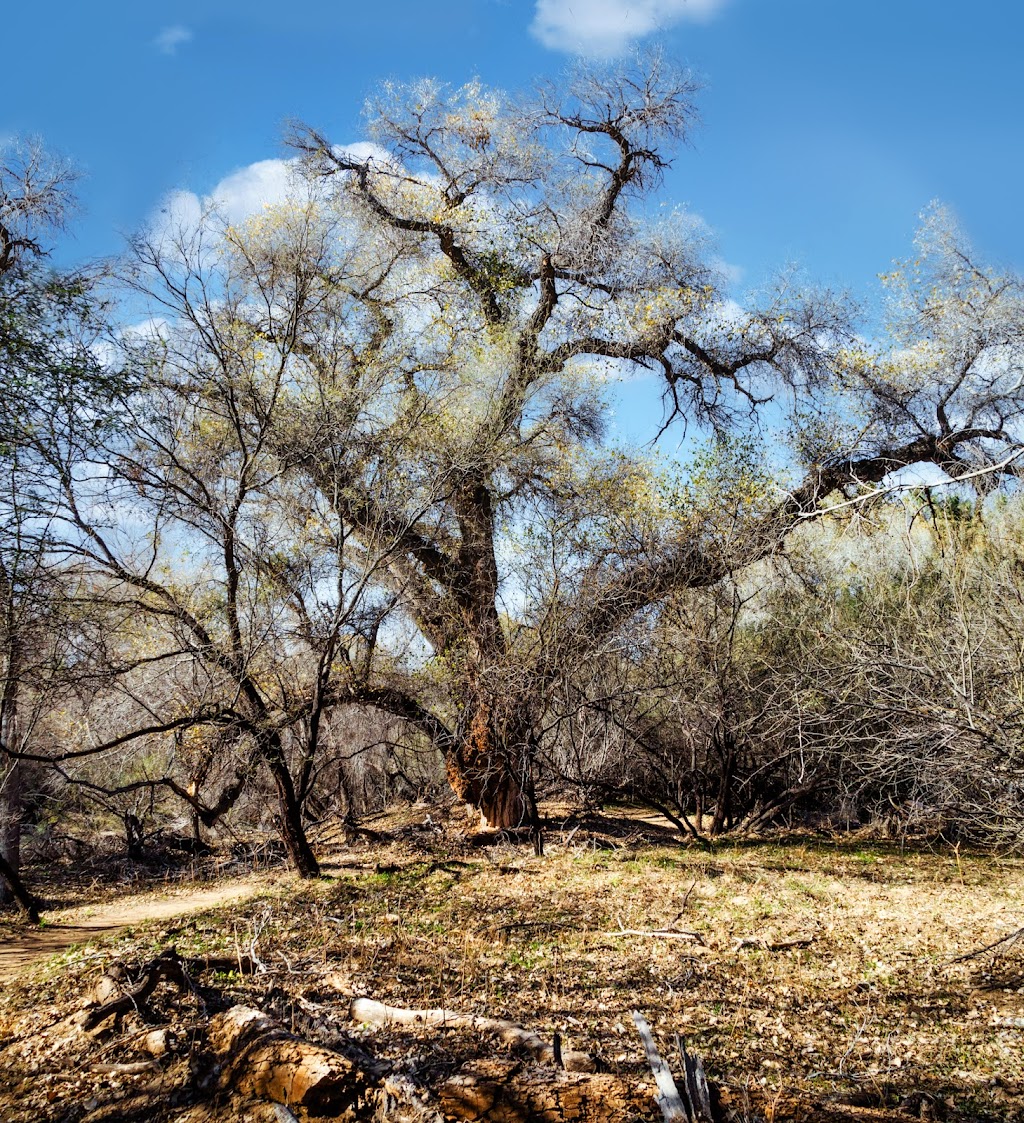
<box><xmin>731</xmin><ymin>934</ymin><xmax>815</xmax><ymax>953</ymax></box>
<box><xmin>676</xmin><ymin>1036</ymin><xmax>714</xmax><ymax>1123</ymax></box>
<box><xmin>949</xmin><ymin>925</ymin><xmax>1024</xmax><ymax>963</ymax></box>
<box><xmin>375</xmin><ymin>1073</ymin><xmax>448</xmax><ymax>1122</ymax></box>
<box><xmin>77</xmin><ymin>948</ymin><xmax>193</xmax><ymax>1032</ymax></box>
<box><xmin>348</xmin><ymin>996</ymin><xmax>596</xmax><ymax>1073</ymax></box>
<box><xmin>632</xmin><ymin>1012</ymin><xmax>687</xmax><ymax>1123</ymax></box>
<box><xmin>208</xmin><ymin>1004</ymin><xmax>369</xmax><ymax>1116</ymax></box>
<box><xmin>606</xmin><ymin>928</ymin><xmax>705</xmax><ymax>944</ymax></box>
<box><xmin>89</xmin><ymin>1061</ymin><xmax>160</xmax><ymax>1075</ymax></box>
<box><xmin>438</xmin><ymin>1058</ymin><xmax>656</xmax><ymax>1123</ymax></box>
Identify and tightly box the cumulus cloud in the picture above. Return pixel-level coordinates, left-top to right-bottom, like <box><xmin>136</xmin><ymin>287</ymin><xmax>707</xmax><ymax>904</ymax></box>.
<box><xmin>530</xmin><ymin>0</ymin><xmax>728</xmax><ymax>55</ymax></box>
<box><xmin>152</xmin><ymin>158</ymin><xmax>296</xmax><ymax>240</ymax></box>
<box><xmin>149</xmin><ymin>143</ymin><xmax>395</xmax><ymax>252</ymax></box>
<box><xmin>154</xmin><ymin>25</ymin><xmax>193</xmax><ymax>55</ymax></box>
<box><xmin>207</xmin><ymin>158</ymin><xmax>297</xmax><ymax>224</ymax></box>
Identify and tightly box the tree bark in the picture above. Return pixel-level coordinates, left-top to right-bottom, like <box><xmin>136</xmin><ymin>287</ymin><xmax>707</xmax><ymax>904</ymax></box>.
<box><xmin>208</xmin><ymin>1005</ymin><xmax>369</xmax><ymax>1116</ymax></box>
<box><xmin>448</xmin><ymin>700</ymin><xmax>532</xmax><ymax>830</ymax></box>
<box><xmin>0</xmin><ymin>755</ymin><xmax>22</xmax><ymax>908</ymax></box>
<box><xmin>0</xmin><ymin>633</ymin><xmax>24</xmax><ymax>910</ymax></box>
<box><xmin>438</xmin><ymin>1059</ymin><xmax>657</xmax><ymax>1122</ymax></box>
<box><xmin>0</xmin><ymin>845</ymin><xmax>38</xmax><ymax>922</ymax></box>
<box><xmin>263</xmin><ymin>732</ymin><xmax>320</xmax><ymax>878</ymax></box>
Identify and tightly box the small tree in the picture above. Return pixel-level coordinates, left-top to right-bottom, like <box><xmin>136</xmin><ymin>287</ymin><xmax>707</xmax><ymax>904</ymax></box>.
<box><xmin>0</xmin><ymin>139</ymin><xmax>103</xmax><ymax>915</ymax></box>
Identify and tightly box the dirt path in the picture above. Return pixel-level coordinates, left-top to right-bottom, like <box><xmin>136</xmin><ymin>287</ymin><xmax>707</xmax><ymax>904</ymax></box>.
<box><xmin>0</xmin><ymin>876</ymin><xmax>270</xmax><ymax>981</ymax></box>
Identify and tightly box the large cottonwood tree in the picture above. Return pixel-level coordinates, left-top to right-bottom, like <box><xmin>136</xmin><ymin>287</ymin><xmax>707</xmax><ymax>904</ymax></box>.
<box><xmin>275</xmin><ymin>59</ymin><xmax>849</xmax><ymax>828</ymax></box>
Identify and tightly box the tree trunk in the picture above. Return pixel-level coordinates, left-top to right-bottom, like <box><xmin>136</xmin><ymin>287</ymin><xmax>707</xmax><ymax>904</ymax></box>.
<box><xmin>448</xmin><ymin>700</ymin><xmax>532</xmax><ymax>830</ymax></box>
<box><xmin>0</xmin><ymin>845</ymin><xmax>38</xmax><ymax>922</ymax></box>
<box><xmin>263</xmin><ymin>733</ymin><xmax>320</xmax><ymax>878</ymax></box>
<box><xmin>0</xmin><ymin>756</ymin><xmax>22</xmax><ymax>907</ymax></box>
<box><xmin>0</xmin><ymin>638</ymin><xmax>23</xmax><ymax>910</ymax></box>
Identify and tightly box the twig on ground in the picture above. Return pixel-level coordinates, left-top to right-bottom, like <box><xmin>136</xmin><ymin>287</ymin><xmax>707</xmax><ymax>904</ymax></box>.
<box><xmin>731</xmin><ymin>934</ymin><xmax>815</xmax><ymax>953</ymax></box>
<box><xmin>949</xmin><ymin>926</ymin><xmax>1024</xmax><ymax>964</ymax></box>
<box><xmin>606</xmin><ymin>928</ymin><xmax>706</xmax><ymax>943</ymax></box>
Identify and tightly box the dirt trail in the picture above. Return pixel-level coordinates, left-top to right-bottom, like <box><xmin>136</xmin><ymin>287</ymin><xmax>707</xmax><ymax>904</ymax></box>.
<box><xmin>0</xmin><ymin>877</ymin><xmax>268</xmax><ymax>981</ymax></box>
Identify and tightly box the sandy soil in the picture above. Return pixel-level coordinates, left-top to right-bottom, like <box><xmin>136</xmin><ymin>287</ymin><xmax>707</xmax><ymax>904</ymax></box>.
<box><xmin>0</xmin><ymin>877</ymin><xmax>267</xmax><ymax>981</ymax></box>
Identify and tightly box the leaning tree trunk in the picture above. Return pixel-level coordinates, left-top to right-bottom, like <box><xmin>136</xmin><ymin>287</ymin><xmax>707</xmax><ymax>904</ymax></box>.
<box><xmin>262</xmin><ymin>731</ymin><xmax>320</xmax><ymax>878</ymax></box>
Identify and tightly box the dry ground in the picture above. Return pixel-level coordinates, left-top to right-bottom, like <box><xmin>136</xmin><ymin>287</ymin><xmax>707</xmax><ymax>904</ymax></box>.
<box><xmin>1</xmin><ymin>805</ymin><xmax>1023</xmax><ymax>1121</ymax></box>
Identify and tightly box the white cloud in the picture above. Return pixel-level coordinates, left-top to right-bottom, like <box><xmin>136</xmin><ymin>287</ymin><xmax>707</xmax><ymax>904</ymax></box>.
<box><xmin>153</xmin><ymin>142</ymin><xmax>399</xmax><ymax>239</ymax></box>
<box><xmin>148</xmin><ymin>143</ymin><xmax>396</xmax><ymax>254</ymax></box>
<box><xmin>150</xmin><ymin>158</ymin><xmax>296</xmax><ymax>247</ymax></box>
<box><xmin>154</xmin><ymin>25</ymin><xmax>193</xmax><ymax>55</ymax></box>
<box><xmin>209</xmin><ymin>158</ymin><xmax>297</xmax><ymax>224</ymax></box>
<box><xmin>530</xmin><ymin>0</ymin><xmax>728</xmax><ymax>56</ymax></box>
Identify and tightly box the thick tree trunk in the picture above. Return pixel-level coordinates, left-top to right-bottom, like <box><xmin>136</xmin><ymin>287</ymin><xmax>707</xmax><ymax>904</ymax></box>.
<box><xmin>444</xmin><ymin>480</ymin><xmax>542</xmax><ymax>831</ymax></box>
<box><xmin>447</xmin><ymin>700</ymin><xmax>532</xmax><ymax>830</ymax></box>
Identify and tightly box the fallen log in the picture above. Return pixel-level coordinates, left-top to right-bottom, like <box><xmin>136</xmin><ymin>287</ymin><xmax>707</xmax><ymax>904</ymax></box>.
<box><xmin>349</xmin><ymin>996</ymin><xmax>596</xmax><ymax>1073</ymax></box>
<box><xmin>438</xmin><ymin>1058</ymin><xmax>657</xmax><ymax>1123</ymax></box>
<box><xmin>209</xmin><ymin>1000</ymin><xmax>656</xmax><ymax>1121</ymax></box>
<box><xmin>208</xmin><ymin>1005</ymin><xmax>371</xmax><ymax>1116</ymax></box>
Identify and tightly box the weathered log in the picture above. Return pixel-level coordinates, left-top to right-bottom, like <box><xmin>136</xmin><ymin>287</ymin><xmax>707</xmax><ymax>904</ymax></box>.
<box><xmin>438</xmin><ymin>1059</ymin><xmax>657</xmax><ymax>1123</ymax></box>
<box><xmin>208</xmin><ymin>1004</ymin><xmax>369</xmax><ymax>1116</ymax></box>
<box><xmin>349</xmin><ymin>996</ymin><xmax>596</xmax><ymax>1073</ymax></box>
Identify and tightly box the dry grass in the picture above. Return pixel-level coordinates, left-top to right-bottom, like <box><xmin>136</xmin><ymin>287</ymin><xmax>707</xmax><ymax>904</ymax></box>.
<box><xmin>2</xmin><ymin>805</ymin><xmax>1024</xmax><ymax>1120</ymax></box>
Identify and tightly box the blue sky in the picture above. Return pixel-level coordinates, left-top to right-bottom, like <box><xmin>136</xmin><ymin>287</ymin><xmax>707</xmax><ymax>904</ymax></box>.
<box><xmin>5</xmin><ymin>0</ymin><xmax>1023</xmax><ymax>441</ymax></box>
